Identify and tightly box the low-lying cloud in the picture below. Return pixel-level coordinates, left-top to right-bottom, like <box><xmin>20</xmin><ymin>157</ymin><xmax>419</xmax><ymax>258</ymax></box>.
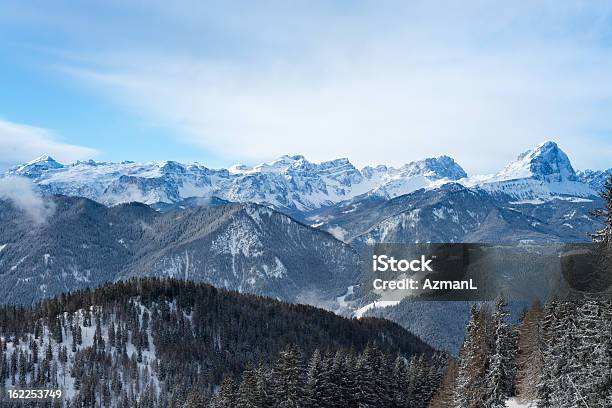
<box><xmin>0</xmin><ymin>176</ymin><xmax>55</xmax><ymax>224</ymax></box>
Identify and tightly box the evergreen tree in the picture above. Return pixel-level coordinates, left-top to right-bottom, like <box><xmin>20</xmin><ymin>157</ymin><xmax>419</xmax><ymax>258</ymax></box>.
<box><xmin>185</xmin><ymin>390</ymin><xmax>208</xmax><ymax>408</ymax></box>
<box><xmin>31</xmin><ymin>339</ymin><xmax>39</xmax><ymax>364</ymax></box>
<box><xmin>428</xmin><ymin>359</ymin><xmax>458</xmax><ymax>408</ymax></box>
<box><xmin>572</xmin><ymin>299</ymin><xmax>612</xmax><ymax>408</ymax></box>
<box><xmin>272</xmin><ymin>344</ymin><xmax>305</xmax><ymax>408</ymax></box>
<box><xmin>213</xmin><ymin>375</ymin><xmax>237</xmax><ymax>408</ymax></box>
<box><xmin>454</xmin><ymin>305</ymin><xmax>490</xmax><ymax>408</ymax></box>
<box><xmin>46</xmin><ymin>341</ymin><xmax>53</xmax><ymax>361</ymax></box>
<box><xmin>485</xmin><ymin>297</ymin><xmax>515</xmax><ymax>408</ymax></box>
<box><xmin>236</xmin><ymin>363</ymin><xmax>264</xmax><ymax>408</ymax></box>
<box><xmin>515</xmin><ymin>301</ymin><xmax>544</xmax><ymax>402</ymax></box>
<box><xmin>305</xmin><ymin>349</ymin><xmax>329</xmax><ymax>408</ymax></box>
<box><xmin>355</xmin><ymin>345</ymin><xmax>379</xmax><ymax>407</ymax></box>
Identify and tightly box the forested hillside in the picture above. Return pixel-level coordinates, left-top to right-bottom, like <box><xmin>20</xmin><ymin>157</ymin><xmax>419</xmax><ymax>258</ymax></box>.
<box><xmin>0</xmin><ymin>278</ymin><xmax>443</xmax><ymax>407</ymax></box>
<box><xmin>0</xmin><ymin>196</ymin><xmax>359</xmax><ymax>306</ymax></box>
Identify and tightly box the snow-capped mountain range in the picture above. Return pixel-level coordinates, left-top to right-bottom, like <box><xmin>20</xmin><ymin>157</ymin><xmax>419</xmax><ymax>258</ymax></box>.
<box><xmin>7</xmin><ymin>141</ymin><xmax>609</xmax><ymax>213</ymax></box>
<box><xmin>8</xmin><ymin>153</ymin><xmax>466</xmax><ymax>212</ymax></box>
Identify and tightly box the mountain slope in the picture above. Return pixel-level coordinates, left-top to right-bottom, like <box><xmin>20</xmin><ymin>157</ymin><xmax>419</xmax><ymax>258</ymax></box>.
<box><xmin>0</xmin><ymin>196</ymin><xmax>359</xmax><ymax>305</ymax></box>
<box><xmin>307</xmin><ymin>183</ymin><xmax>603</xmax><ymax>244</ymax></box>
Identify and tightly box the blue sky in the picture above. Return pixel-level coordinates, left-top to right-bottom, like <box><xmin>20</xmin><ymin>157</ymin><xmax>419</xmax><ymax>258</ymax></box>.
<box><xmin>1</xmin><ymin>1</ymin><xmax>612</xmax><ymax>174</ymax></box>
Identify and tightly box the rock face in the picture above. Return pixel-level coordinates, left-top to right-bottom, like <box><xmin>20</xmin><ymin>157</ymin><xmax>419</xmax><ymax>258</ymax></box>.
<box><xmin>8</xmin><ymin>154</ymin><xmax>468</xmax><ymax>212</ymax></box>
<box><xmin>498</xmin><ymin>141</ymin><xmax>578</xmax><ymax>182</ymax></box>
<box><xmin>0</xmin><ymin>196</ymin><xmax>359</xmax><ymax>305</ymax></box>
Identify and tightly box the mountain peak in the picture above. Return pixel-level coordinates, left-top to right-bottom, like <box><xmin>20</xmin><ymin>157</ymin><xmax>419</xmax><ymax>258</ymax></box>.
<box><xmin>29</xmin><ymin>154</ymin><xmax>59</xmax><ymax>165</ymax></box>
<box><xmin>399</xmin><ymin>155</ymin><xmax>467</xmax><ymax>180</ymax></box>
<box><xmin>13</xmin><ymin>154</ymin><xmax>64</xmax><ymax>177</ymax></box>
<box><xmin>499</xmin><ymin>141</ymin><xmax>577</xmax><ymax>182</ymax></box>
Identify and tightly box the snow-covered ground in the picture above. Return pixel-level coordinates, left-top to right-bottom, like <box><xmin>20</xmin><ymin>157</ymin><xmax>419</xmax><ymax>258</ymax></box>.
<box><xmin>506</xmin><ymin>398</ymin><xmax>535</xmax><ymax>407</ymax></box>
<box><xmin>1</xmin><ymin>300</ymin><xmax>161</xmax><ymax>402</ymax></box>
<box><xmin>353</xmin><ymin>300</ymin><xmax>400</xmax><ymax>318</ymax></box>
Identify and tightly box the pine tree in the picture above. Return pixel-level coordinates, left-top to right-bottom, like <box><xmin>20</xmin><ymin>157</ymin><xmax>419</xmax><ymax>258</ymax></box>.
<box><xmin>340</xmin><ymin>351</ymin><xmax>360</xmax><ymax>408</ymax></box>
<box><xmin>355</xmin><ymin>345</ymin><xmax>379</xmax><ymax>407</ymax></box>
<box><xmin>212</xmin><ymin>375</ymin><xmax>237</xmax><ymax>408</ymax></box>
<box><xmin>428</xmin><ymin>359</ymin><xmax>458</xmax><ymax>408</ymax></box>
<box><xmin>185</xmin><ymin>390</ymin><xmax>208</xmax><ymax>408</ymax></box>
<box><xmin>454</xmin><ymin>305</ymin><xmax>490</xmax><ymax>408</ymax></box>
<box><xmin>547</xmin><ymin>301</ymin><xmax>581</xmax><ymax>408</ymax></box>
<box><xmin>572</xmin><ymin>299</ymin><xmax>612</xmax><ymax>408</ymax></box>
<box><xmin>75</xmin><ymin>324</ymin><xmax>82</xmax><ymax>346</ymax></box>
<box><xmin>18</xmin><ymin>351</ymin><xmax>26</xmax><ymax>387</ymax></box>
<box><xmin>10</xmin><ymin>350</ymin><xmax>16</xmax><ymax>385</ymax></box>
<box><xmin>515</xmin><ymin>301</ymin><xmax>544</xmax><ymax>402</ymax></box>
<box><xmin>390</xmin><ymin>355</ymin><xmax>407</xmax><ymax>408</ymax></box>
<box><xmin>109</xmin><ymin>322</ymin><xmax>116</xmax><ymax>349</ymax></box>
<box><xmin>236</xmin><ymin>363</ymin><xmax>264</xmax><ymax>408</ymax></box>
<box><xmin>31</xmin><ymin>339</ymin><xmax>39</xmax><ymax>364</ymax></box>
<box><xmin>272</xmin><ymin>344</ymin><xmax>305</xmax><ymax>408</ymax></box>
<box><xmin>46</xmin><ymin>341</ymin><xmax>53</xmax><ymax>361</ymax></box>
<box><xmin>485</xmin><ymin>297</ymin><xmax>515</xmax><ymax>408</ymax></box>
<box><xmin>305</xmin><ymin>349</ymin><xmax>328</xmax><ymax>408</ymax></box>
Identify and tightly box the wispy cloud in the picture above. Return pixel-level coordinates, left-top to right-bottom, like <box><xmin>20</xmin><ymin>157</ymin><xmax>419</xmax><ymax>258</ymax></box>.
<box><xmin>0</xmin><ymin>119</ymin><xmax>98</xmax><ymax>169</ymax></box>
<box><xmin>4</xmin><ymin>1</ymin><xmax>612</xmax><ymax>173</ymax></box>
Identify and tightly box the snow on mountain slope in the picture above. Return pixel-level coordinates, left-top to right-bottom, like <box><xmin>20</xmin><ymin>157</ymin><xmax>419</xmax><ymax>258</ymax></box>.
<box><xmin>362</xmin><ymin>155</ymin><xmax>467</xmax><ymax>198</ymax></box>
<box><xmin>462</xmin><ymin>141</ymin><xmax>599</xmax><ymax>201</ymax></box>
<box><xmin>577</xmin><ymin>168</ymin><xmax>612</xmax><ymax>192</ymax></box>
<box><xmin>6</xmin><ymin>141</ymin><xmax>607</xmax><ymax>213</ymax></box>
<box><xmin>7</xmin><ymin>154</ymin><xmax>467</xmax><ymax>211</ymax></box>
<box><xmin>13</xmin><ymin>154</ymin><xmax>65</xmax><ymax>177</ymax></box>
<box><xmin>497</xmin><ymin>141</ymin><xmax>577</xmax><ymax>182</ymax></box>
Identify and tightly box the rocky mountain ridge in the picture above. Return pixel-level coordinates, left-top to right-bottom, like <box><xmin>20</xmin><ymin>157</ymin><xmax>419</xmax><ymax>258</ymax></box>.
<box><xmin>8</xmin><ymin>142</ymin><xmax>607</xmax><ymax>215</ymax></box>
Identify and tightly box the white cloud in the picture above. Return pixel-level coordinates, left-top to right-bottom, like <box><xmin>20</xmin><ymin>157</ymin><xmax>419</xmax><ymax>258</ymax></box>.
<box><xmin>0</xmin><ymin>119</ymin><xmax>98</xmax><ymax>169</ymax></box>
<box><xmin>0</xmin><ymin>176</ymin><xmax>55</xmax><ymax>224</ymax></box>
<box><xmin>63</xmin><ymin>43</ymin><xmax>612</xmax><ymax>174</ymax></box>
<box><xmin>7</xmin><ymin>0</ymin><xmax>612</xmax><ymax>173</ymax></box>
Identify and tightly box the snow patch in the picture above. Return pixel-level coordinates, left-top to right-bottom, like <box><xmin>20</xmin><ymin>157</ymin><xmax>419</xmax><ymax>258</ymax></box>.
<box><xmin>353</xmin><ymin>300</ymin><xmax>400</xmax><ymax>319</ymax></box>
<box><xmin>505</xmin><ymin>398</ymin><xmax>535</xmax><ymax>407</ymax></box>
